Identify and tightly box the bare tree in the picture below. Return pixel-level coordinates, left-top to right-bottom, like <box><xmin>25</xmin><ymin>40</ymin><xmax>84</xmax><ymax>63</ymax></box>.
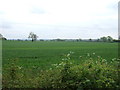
<box><xmin>28</xmin><ymin>32</ymin><xmax>38</xmax><ymax>42</ymax></box>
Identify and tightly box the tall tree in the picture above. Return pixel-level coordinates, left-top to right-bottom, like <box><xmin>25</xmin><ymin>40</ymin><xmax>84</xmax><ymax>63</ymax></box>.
<box><xmin>28</xmin><ymin>32</ymin><xmax>38</xmax><ymax>42</ymax></box>
<box><xmin>107</xmin><ymin>36</ymin><xmax>113</xmax><ymax>42</ymax></box>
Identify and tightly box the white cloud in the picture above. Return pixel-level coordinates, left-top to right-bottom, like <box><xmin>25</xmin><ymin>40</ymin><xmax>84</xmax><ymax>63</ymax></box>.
<box><xmin>0</xmin><ymin>0</ymin><xmax>119</xmax><ymax>39</ymax></box>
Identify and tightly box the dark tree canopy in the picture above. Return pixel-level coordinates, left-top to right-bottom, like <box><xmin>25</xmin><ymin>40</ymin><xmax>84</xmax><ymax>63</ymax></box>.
<box><xmin>100</xmin><ymin>36</ymin><xmax>113</xmax><ymax>42</ymax></box>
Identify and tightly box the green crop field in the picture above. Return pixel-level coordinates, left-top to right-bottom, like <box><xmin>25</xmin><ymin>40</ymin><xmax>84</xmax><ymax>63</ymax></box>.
<box><xmin>3</xmin><ymin>40</ymin><xmax>118</xmax><ymax>69</ymax></box>
<box><xmin>2</xmin><ymin>40</ymin><xmax>120</xmax><ymax>89</ymax></box>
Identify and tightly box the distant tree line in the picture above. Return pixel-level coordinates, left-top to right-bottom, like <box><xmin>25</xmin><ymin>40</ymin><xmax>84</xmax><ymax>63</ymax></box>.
<box><xmin>48</xmin><ymin>36</ymin><xmax>119</xmax><ymax>43</ymax></box>
<box><xmin>99</xmin><ymin>36</ymin><xmax>120</xmax><ymax>42</ymax></box>
<box><xmin>99</xmin><ymin>36</ymin><xmax>113</xmax><ymax>42</ymax></box>
<box><xmin>1</xmin><ymin>32</ymin><xmax>120</xmax><ymax>42</ymax></box>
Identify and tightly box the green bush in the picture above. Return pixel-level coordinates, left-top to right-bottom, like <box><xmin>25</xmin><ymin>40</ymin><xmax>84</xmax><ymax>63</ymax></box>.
<box><xmin>2</xmin><ymin>53</ymin><xmax>120</xmax><ymax>89</ymax></box>
<box><xmin>36</xmin><ymin>57</ymin><xmax>120</xmax><ymax>89</ymax></box>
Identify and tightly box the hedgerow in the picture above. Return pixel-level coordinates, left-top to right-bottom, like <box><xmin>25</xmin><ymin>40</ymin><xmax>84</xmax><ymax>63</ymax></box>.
<box><xmin>2</xmin><ymin>52</ymin><xmax>120</xmax><ymax>89</ymax></box>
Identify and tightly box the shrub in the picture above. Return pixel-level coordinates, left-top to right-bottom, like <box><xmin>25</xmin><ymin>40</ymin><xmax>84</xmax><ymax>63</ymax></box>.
<box><xmin>36</xmin><ymin>53</ymin><xmax>120</xmax><ymax>89</ymax></box>
<box><xmin>2</xmin><ymin>53</ymin><xmax>120</xmax><ymax>89</ymax></box>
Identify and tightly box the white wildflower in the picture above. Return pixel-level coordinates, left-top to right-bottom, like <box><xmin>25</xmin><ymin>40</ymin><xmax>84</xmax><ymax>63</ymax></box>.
<box><xmin>87</xmin><ymin>53</ymin><xmax>90</xmax><ymax>57</ymax></box>
<box><xmin>18</xmin><ymin>66</ymin><xmax>22</xmax><ymax>70</ymax></box>
<box><xmin>79</xmin><ymin>56</ymin><xmax>82</xmax><ymax>58</ymax></box>
<box><xmin>67</xmin><ymin>54</ymin><xmax>70</xmax><ymax>57</ymax></box>
<box><xmin>70</xmin><ymin>51</ymin><xmax>74</xmax><ymax>54</ymax></box>
<box><xmin>49</xmin><ymin>68</ymin><xmax>52</xmax><ymax>70</ymax></box>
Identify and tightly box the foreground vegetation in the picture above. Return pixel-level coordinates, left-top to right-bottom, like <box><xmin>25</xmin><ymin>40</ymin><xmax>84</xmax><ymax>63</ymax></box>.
<box><xmin>2</xmin><ymin>41</ymin><xmax>119</xmax><ymax>89</ymax></box>
<box><xmin>3</xmin><ymin>53</ymin><xmax>120</xmax><ymax>89</ymax></box>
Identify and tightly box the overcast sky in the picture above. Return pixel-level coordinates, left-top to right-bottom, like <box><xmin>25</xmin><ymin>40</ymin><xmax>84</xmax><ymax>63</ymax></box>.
<box><xmin>0</xmin><ymin>0</ymin><xmax>119</xmax><ymax>39</ymax></box>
